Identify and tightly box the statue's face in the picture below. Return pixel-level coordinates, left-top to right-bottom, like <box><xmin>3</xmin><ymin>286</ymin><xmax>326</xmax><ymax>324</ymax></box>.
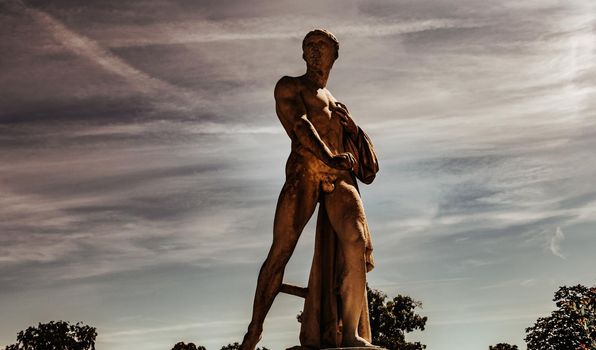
<box><xmin>303</xmin><ymin>34</ymin><xmax>337</xmax><ymax>69</ymax></box>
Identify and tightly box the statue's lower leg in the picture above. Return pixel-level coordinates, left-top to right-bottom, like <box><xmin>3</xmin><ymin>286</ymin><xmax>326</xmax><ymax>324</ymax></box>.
<box><xmin>240</xmin><ymin>321</ymin><xmax>263</xmax><ymax>350</ymax></box>
<box><xmin>240</xmin><ymin>259</ymin><xmax>285</xmax><ymax>350</ymax></box>
<box><xmin>339</xmin><ymin>242</ymin><xmax>376</xmax><ymax>348</ymax></box>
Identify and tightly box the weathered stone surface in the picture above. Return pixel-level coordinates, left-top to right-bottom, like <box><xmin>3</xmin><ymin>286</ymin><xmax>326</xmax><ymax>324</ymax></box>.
<box><xmin>240</xmin><ymin>28</ymin><xmax>381</xmax><ymax>350</ymax></box>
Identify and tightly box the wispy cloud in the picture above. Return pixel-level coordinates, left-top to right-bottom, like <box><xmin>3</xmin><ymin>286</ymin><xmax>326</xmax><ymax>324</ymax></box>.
<box><xmin>105</xmin><ymin>17</ymin><xmax>485</xmax><ymax>48</ymax></box>
<box><xmin>479</xmin><ymin>278</ymin><xmax>538</xmax><ymax>290</ymax></box>
<box><xmin>13</xmin><ymin>0</ymin><xmax>201</xmax><ymax>111</ymax></box>
<box><xmin>101</xmin><ymin>319</ymin><xmax>245</xmax><ymax>339</ymax></box>
<box><xmin>376</xmin><ymin>277</ymin><xmax>471</xmax><ymax>288</ymax></box>
<box><xmin>429</xmin><ymin>312</ymin><xmax>537</xmax><ymax>326</ymax></box>
<box><xmin>1</xmin><ymin>1</ymin><xmax>595</xmax><ymax>350</ymax></box>
<box><xmin>549</xmin><ymin>226</ymin><xmax>566</xmax><ymax>259</ymax></box>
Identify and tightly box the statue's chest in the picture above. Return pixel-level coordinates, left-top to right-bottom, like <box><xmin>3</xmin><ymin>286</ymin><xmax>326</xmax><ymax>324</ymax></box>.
<box><xmin>302</xmin><ymin>88</ymin><xmax>341</xmax><ymax>138</ymax></box>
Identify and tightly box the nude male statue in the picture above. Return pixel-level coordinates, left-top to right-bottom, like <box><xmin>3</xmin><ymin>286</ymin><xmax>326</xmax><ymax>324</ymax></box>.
<box><xmin>240</xmin><ymin>29</ymin><xmax>379</xmax><ymax>350</ymax></box>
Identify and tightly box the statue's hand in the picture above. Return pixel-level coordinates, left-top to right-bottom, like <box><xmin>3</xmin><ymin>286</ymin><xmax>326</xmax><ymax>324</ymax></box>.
<box><xmin>331</xmin><ymin>102</ymin><xmax>358</xmax><ymax>137</ymax></box>
<box><xmin>329</xmin><ymin>152</ymin><xmax>356</xmax><ymax>170</ymax></box>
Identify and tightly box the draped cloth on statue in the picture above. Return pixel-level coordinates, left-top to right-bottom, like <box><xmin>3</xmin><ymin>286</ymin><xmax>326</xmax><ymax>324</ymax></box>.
<box><xmin>299</xmin><ymin>128</ymin><xmax>379</xmax><ymax>349</ymax></box>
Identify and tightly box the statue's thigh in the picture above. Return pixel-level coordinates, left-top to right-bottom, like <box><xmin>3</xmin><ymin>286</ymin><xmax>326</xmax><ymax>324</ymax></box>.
<box><xmin>324</xmin><ymin>180</ymin><xmax>367</xmax><ymax>244</ymax></box>
<box><xmin>273</xmin><ymin>176</ymin><xmax>320</xmax><ymax>242</ymax></box>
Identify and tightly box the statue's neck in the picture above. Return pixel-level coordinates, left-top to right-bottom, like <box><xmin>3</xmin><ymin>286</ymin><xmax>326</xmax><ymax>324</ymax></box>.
<box><xmin>304</xmin><ymin>67</ymin><xmax>331</xmax><ymax>89</ymax></box>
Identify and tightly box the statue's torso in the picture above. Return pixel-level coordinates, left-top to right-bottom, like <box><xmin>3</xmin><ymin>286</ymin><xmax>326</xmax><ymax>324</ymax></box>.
<box><xmin>278</xmin><ymin>76</ymin><xmax>351</xmax><ymax>187</ymax></box>
<box><xmin>299</xmin><ymin>82</ymin><xmax>344</xmax><ymax>156</ymax></box>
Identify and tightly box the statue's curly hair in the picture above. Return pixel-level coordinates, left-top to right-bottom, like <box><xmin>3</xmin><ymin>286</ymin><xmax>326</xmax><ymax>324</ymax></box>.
<box><xmin>302</xmin><ymin>28</ymin><xmax>339</xmax><ymax>59</ymax></box>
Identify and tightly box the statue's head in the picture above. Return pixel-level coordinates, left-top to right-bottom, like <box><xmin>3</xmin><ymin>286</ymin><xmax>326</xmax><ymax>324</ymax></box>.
<box><xmin>302</xmin><ymin>29</ymin><xmax>339</xmax><ymax>69</ymax></box>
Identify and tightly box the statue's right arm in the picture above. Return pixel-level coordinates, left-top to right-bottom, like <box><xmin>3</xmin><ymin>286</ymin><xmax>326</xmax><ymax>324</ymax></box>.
<box><xmin>274</xmin><ymin>77</ymin><xmax>334</xmax><ymax>165</ymax></box>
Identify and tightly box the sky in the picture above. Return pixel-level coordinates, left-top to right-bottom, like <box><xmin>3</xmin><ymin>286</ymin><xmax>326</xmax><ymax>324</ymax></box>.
<box><xmin>1</xmin><ymin>0</ymin><xmax>595</xmax><ymax>349</ymax></box>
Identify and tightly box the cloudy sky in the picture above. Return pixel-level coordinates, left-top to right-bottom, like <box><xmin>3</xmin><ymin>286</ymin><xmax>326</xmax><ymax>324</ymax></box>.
<box><xmin>1</xmin><ymin>0</ymin><xmax>595</xmax><ymax>349</ymax></box>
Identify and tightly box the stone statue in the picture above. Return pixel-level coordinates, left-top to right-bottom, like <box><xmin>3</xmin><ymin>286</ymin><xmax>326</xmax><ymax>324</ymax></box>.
<box><xmin>240</xmin><ymin>29</ymin><xmax>380</xmax><ymax>350</ymax></box>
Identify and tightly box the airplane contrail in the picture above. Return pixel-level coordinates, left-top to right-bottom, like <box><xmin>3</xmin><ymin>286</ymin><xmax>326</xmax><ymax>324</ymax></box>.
<box><xmin>12</xmin><ymin>0</ymin><xmax>199</xmax><ymax>110</ymax></box>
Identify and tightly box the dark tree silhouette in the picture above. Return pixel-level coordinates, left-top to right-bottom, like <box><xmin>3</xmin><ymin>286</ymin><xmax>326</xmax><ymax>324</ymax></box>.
<box><xmin>525</xmin><ymin>284</ymin><xmax>596</xmax><ymax>350</ymax></box>
<box><xmin>4</xmin><ymin>321</ymin><xmax>96</xmax><ymax>350</ymax></box>
<box><xmin>367</xmin><ymin>285</ymin><xmax>428</xmax><ymax>350</ymax></box>
<box><xmin>219</xmin><ymin>342</ymin><xmax>269</xmax><ymax>350</ymax></box>
<box><xmin>489</xmin><ymin>343</ymin><xmax>518</xmax><ymax>350</ymax></box>
<box><xmin>171</xmin><ymin>342</ymin><xmax>205</xmax><ymax>350</ymax></box>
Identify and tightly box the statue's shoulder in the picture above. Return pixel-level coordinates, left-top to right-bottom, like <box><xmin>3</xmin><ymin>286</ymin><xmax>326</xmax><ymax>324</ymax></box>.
<box><xmin>275</xmin><ymin>75</ymin><xmax>303</xmax><ymax>97</ymax></box>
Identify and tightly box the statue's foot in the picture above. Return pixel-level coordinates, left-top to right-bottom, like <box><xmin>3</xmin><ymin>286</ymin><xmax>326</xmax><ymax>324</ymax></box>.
<box><xmin>239</xmin><ymin>324</ymin><xmax>263</xmax><ymax>350</ymax></box>
<box><xmin>341</xmin><ymin>335</ymin><xmax>378</xmax><ymax>348</ymax></box>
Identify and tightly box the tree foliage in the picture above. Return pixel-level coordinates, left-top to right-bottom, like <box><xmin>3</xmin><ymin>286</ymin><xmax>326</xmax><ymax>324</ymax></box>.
<box><xmin>489</xmin><ymin>343</ymin><xmax>518</xmax><ymax>350</ymax></box>
<box><xmin>171</xmin><ymin>342</ymin><xmax>206</xmax><ymax>350</ymax></box>
<box><xmin>4</xmin><ymin>321</ymin><xmax>96</xmax><ymax>350</ymax></box>
<box><xmin>367</xmin><ymin>285</ymin><xmax>428</xmax><ymax>350</ymax></box>
<box><xmin>219</xmin><ymin>342</ymin><xmax>269</xmax><ymax>350</ymax></box>
<box><xmin>172</xmin><ymin>342</ymin><xmax>269</xmax><ymax>350</ymax></box>
<box><xmin>525</xmin><ymin>284</ymin><xmax>596</xmax><ymax>350</ymax></box>
<box><xmin>170</xmin><ymin>342</ymin><xmax>269</xmax><ymax>350</ymax></box>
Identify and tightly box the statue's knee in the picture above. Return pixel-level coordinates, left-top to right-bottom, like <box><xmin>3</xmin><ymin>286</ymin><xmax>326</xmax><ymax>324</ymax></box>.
<box><xmin>263</xmin><ymin>253</ymin><xmax>291</xmax><ymax>274</ymax></box>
